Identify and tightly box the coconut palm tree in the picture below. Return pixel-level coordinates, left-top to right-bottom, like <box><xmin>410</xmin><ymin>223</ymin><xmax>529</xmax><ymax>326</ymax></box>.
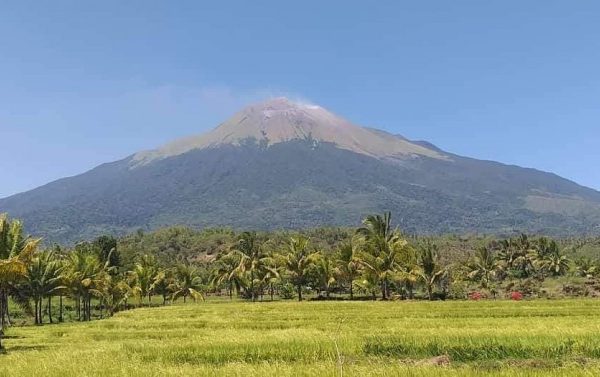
<box><xmin>335</xmin><ymin>241</ymin><xmax>361</xmax><ymax>299</ymax></box>
<box><xmin>574</xmin><ymin>257</ymin><xmax>597</xmax><ymax>278</ymax></box>
<box><xmin>356</xmin><ymin>213</ymin><xmax>408</xmax><ymax>300</ymax></box>
<box><xmin>316</xmin><ymin>253</ymin><xmax>336</xmax><ymax>298</ymax></box>
<box><xmin>280</xmin><ymin>236</ymin><xmax>319</xmax><ymax>301</ymax></box>
<box><xmin>102</xmin><ymin>277</ymin><xmax>134</xmax><ymax>316</ymax></box>
<box><xmin>226</xmin><ymin>232</ymin><xmax>272</xmax><ymax>302</ymax></box>
<box><xmin>21</xmin><ymin>251</ymin><xmax>64</xmax><ymax>324</ymax></box>
<box><xmin>172</xmin><ymin>264</ymin><xmax>204</xmax><ymax>303</ymax></box>
<box><xmin>416</xmin><ymin>241</ymin><xmax>446</xmax><ymax>300</ymax></box>
<box><xmin>497</xmin><ymin>235</ymin><xmax>536</xmax><ymax>278</ymax></box>
<box><xmin>537</xmin><ymin>250</ymin><xmax>571</xmax><ymax>277</ymax></box>
<box><xmin>64</xmin><ymin>248</ymin><xmax>112</xmax><ymax>321</ymax></box>
<box><xmin>466</xmin><ymin>246</ymin><xmax>498</xmax><ymax>289</ymax></box>
<box><xmin>211</xmin><ymin>253</ymin><xmax>243</xmax><ymax>300</ymax></box>
<box><xmin>152</xmin><ymin>268</ymin><xmax>175</xmax><ymax>305</ymax></box>
<box><xmin>0</xmin><ymin>214</ymin><xmax>39</xmax><ymax>331</ymax></box>
<box><xmin>129</xmin><ymin>255</ymin><xmax>161</xmax><ymax>306</ymax></box>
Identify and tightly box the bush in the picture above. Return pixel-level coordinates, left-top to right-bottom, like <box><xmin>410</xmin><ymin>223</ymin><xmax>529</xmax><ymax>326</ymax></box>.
<box><xmin>510</xmin><ymin>291</ymin><xmax>523</xmax><ymax>301</ymax></box>
<box><xmin>278</xmin><ymin>283</ymin><xmax>296</xmax><ymax>300</ymax></box>
<box><xmin>469</xmin><ymin>292</ymin><xmax>483</xmax><ymax>301</ymax></box>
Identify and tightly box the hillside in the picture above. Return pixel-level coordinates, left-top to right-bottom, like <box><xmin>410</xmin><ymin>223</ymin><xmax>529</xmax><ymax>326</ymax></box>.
<box><xmin>1</xmin><ymin>98</ymin><xmax>599</xmax><ymax>243</ymax></box>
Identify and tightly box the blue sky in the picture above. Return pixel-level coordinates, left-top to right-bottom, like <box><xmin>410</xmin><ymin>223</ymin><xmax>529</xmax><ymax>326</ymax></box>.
<box><xmin>1</xmin><ymin>1</ymin><xmax>599</xmax><ymax>198</ymax></box>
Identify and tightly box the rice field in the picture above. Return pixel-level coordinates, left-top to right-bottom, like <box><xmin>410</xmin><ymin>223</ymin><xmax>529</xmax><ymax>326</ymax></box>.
<box><xmin>2</xmin><ymin>299</ymin><xmax>600</xmax><ymax>376</ymax></box>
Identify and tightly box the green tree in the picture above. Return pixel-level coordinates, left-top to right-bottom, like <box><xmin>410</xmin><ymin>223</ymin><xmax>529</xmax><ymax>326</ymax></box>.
<box><xmin>22</xmin><ymin>251</ymin><xmax>64</xmax><ymax>324</ymax></box>
<box><xmin>316</xmin><ymin>252</ymin><xmax>336</xmax><ymax>298</ymax></box>
<box><xmin>64</xmin><ymin>249</ymin><xmax>112</xmax><ymax>321</ymax></box>
<box><xmin>335</xmin><ymin>241</ymin><xmax>361</xmax><ymax>299</ymax></box>
<box><xmin>280</xmin><ymin>236</ymin><xmax>318</xmax><ymax>301</ymax></box>
<box><xmin>93</xmin><ymin>235</ymin><xmax>120</xmax><ymax>270</ymax></box>
<box><xmin>172</xmin><ymin>264</ymin><xmax>204</xmax><ymax>303</ymax></box>
<box><xmin>356</xmin><ymin>212</ymin><xmax>408</xmax><ymax>300</ymax></box>
<box><xmin>211</xmin><ymin>253</ymin><xmax>243</xmax><ymax>300</ymax></box>
<box><xmin>129</xmin><ymin>255</ymin><xmax>161</xmax><ymax>306</ymax></box>
<box><xmin>227</xmin><ymin>232</ymin><xmax>272</xmax><ymax>302</ymax></box>
<box><xmin>466</xmin><ymin>246</ymin><xmax>498</xmax><ymax>289</ymax></box>
<box><xmin>0</xmin><ymin>214</ymin><xmax>39</xmax><ymax>335</ymax></box>
<box><xmin>416</xmin><ymin>241</ymin><xmax>446</xmax><ymax>300</ymax></box>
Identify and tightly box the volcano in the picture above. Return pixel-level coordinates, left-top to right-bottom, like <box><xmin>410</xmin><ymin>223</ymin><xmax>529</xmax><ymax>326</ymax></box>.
<box><xmin>1</xmin><ymin>97</ymin><xmax>599</xmax><ymax>243</ymax></box>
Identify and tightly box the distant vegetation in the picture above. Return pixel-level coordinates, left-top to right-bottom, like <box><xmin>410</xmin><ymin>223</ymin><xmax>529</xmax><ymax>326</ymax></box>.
<box><xmin>3</xmin><ymin>211</ymin><xmax>600</xmax><ymax>351</ymax></box>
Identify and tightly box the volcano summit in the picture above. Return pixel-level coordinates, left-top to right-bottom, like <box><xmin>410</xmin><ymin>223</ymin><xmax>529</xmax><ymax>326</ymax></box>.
<box><xmin>1</xmin><ymin>98</ymin><xmax>599</xmax><ymax>243</ymax></box>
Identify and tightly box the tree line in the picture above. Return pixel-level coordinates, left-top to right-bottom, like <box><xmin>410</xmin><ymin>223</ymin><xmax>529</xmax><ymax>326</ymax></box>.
<box><xmin>1</xmin><ymin>211</ymin><xmax>598</xmax><ymax>348</ymax></box>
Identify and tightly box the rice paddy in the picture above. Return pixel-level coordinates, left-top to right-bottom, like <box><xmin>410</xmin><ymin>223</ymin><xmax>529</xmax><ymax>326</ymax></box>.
<box><xmin>2</xmin><ymin>299</ymin><xmax>600</xmax><ymax>376</ymax></box>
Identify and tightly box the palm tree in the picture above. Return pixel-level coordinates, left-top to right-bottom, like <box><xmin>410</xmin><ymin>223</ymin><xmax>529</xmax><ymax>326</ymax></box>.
<box><xmin>129</xmin><ymin>255</ymin><xmax>161</xmax><ymax>306</ymax></box>
<box><xmin>356</xmin><ymin>212</ymin><xmax>408</xmax><ymax>300</ymax></box>
<box><xmin>22</xmin><ymin>251</ymin><xmax>64</xmax><ymax>324</ymax></box>
<box><xmin>416</xmin><ymin>241</ymin><xmax>446</xmax><ymax>300</ymax></box>
<box><xmin>0</xmin><ymin>214</ymin><xmax>39</xmax><ymax>332</ymax></box>
<box><xmin>574</xmin><ymin>257</ymin><xmax>597</xmax><ymax>278</ymax></box>
<box><xmin>497</xmin><ymin>235</ymin><xmax>536</xmax><ymax>278</ymax></box>
<box><xmin>64</xmin><ymin>248</ymin><xmax>112</xmax><ymax>321</ymax></box>
<box><xmin>172</xmin><ymin>264</ymin><xmax>204</xmax><ymax>303</ymax></box>
<box><xmin>102</xmin><ymin>277</ymin><xmax>133</xmax><ymax>316</ymax></box>
<box><xmin>227</xmin><ymin>232</ymin><xmax>272</xmax><ymax>302</ymax></box>
<box><xmin>316</xmin><ymin>253</ymin><xmax>336</xmax><ymax>298</ymax></box>
<box><xmin>335</xmin><ymin>241</ymin><xmax>361</xmax><ymax>299</ymax></box>
<box><xmin>280</xmin><ymin>236</ymin><xmax>318</xmax><ymax>301</ymax></box>
<box><xmin>537</xmin><ymin>250</ymin><xmax>571</xmax><ymax>277</ymax></box>
<box><xmin>152</xmin><ymin>268</ymin><xmax>175</xmax><ymax>305</ymax></box>
<box><xmin>466</xmin><ymin>246</ymin><xmax>498</xmax><ymax>289</ymax></box>
<box><xmin>211</xmin><ymin>253</ymin><xmax>243</xmax><ymax>300</ymax></box>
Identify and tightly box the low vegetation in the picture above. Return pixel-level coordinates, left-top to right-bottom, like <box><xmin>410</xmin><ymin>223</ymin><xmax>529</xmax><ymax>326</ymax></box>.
<box><xmin>3</xmin><ymin>300</ymin><xmax>600</xmax><ymax>376</ymax></box>
<box><xmin>2</xmin><ymin>211</ymin><xmax>600</xmax><ymax>375</ymax></box>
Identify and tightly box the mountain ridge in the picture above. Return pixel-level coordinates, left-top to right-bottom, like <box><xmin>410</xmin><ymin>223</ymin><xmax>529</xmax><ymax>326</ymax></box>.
<box><xmin>1</xmin><ymin>97</ymin><xmax>599</xmax><ymax>243</ymax></box>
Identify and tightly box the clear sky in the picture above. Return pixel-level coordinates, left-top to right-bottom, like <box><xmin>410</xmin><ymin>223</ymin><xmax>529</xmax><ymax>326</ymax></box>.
<box><xmin>1</xmin><ymin>1</ymin><xmax>599</xmax><ymax>198</ymax></box>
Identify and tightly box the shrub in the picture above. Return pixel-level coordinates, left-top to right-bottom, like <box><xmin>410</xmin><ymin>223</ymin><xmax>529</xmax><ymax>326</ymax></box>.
<box><xmin>510</xmin><ymin>291</ymin><xmax>523</xmax><ymax>301</ymax></box>
<box><xmin>278</xmin><ymin>283</ymin><xmax>296</xmax><ymax>300</ymax></box>
<box><xmin>469</xmin><ymin>292</ymin><xmax>483</xmax><ymax>301</ymax></box>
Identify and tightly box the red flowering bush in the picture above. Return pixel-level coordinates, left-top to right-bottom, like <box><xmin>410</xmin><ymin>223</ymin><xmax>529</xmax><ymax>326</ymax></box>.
<box><xmin>510</xmin><ymin>291</ymin><xmax>523</xmax><ymax>301</ymax></box>
<box><xmin>469</xmin><ymin>292</ymin><xmax>483</xmax><ymax>301</ymax></box>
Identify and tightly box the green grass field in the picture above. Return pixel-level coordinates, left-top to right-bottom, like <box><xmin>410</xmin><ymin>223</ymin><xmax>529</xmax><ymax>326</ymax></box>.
<box><xmin>3</xmin><ymin>299</ymin><xmax>600</xmax><ymax>376</ymax></box>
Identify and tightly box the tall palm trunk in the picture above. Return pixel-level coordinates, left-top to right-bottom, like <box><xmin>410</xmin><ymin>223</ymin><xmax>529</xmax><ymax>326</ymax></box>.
<box><xmin>250</xmin><ymin>271</ymin><xmax>255</xmax><ymax>302</ymax></box>
<box><xmin>349</xmin><ymin>282</ymin><xmax>354</xmax><ymax>300</ymax></box>
<box><xmin>59</xmin><ymin>295</ymin><xmax>64</xmax><ymax>322</ymax></box>
<box><xmin>0</xmin><ymin>291</ymin><xmax>11</xmax><ymax>328</ymax></box>
<box><xmin>47</xmin><ymin>296</ymin><xmax>53</xmax><ymax>324</ymax></box>
<box><xmin>381</xmin><ymin>280</ymin><xmax>388</xmax><ymax>300</ymax></box>
<box><xmin>0</xmin><ymin>291</ymin><xmax>5</xmax><ymax>329</ymax></box>
<box><xmin>77</xmin><ymin>294</ymin><xmax>81</xmax><ymax>321</ymax></box>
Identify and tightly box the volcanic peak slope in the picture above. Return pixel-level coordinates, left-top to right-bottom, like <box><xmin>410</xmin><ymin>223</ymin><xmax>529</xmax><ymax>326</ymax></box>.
<box><xmin>132</xmin><ymin>97</ymin><xmax>447</xmax><ymax>165</ymax></box>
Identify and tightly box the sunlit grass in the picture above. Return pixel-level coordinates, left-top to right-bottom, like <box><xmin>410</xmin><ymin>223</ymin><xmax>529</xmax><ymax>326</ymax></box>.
<box><xmin>3</xmin><ymin>299</ymin><xmax>600</xmax><ymax>376</ymax></box>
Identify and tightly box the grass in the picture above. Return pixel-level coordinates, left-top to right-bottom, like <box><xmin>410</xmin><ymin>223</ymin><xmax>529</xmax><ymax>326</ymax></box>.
<box><xmin>3</xmin><ymin>299</ymin><xmax>600</xmax><ymax>376</ymax></box>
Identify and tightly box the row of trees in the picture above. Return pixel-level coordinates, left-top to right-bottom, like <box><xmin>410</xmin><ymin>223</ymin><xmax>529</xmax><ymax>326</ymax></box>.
<box><xmin>210</xmin><ymin>214</ymin><xmax>577</xmax><ymax>303</ymax></box>
<box><xmin>0</xmin><ymin>211</ymin><xmax>584</xmax><ymax>349</ymax></box>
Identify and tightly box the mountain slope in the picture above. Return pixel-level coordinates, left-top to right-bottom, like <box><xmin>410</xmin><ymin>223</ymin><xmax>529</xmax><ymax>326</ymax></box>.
<box><xmin>1</xmin><ymin>98</ymin><xmax>599</xmax><ymax>243</ymax></box>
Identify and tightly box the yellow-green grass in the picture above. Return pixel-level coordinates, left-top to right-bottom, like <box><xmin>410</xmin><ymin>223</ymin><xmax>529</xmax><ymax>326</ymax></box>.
<box><xmin>3</xmin><ymin>299</ymin><xmax>600</xmax><ymax>376</ymax></box>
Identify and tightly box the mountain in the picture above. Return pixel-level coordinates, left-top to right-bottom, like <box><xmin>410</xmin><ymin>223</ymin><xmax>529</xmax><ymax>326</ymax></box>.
<box><xmin>2</xmin><ymin>97</ymin><xmax>600</xmax><ymax>243</ymax></box>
